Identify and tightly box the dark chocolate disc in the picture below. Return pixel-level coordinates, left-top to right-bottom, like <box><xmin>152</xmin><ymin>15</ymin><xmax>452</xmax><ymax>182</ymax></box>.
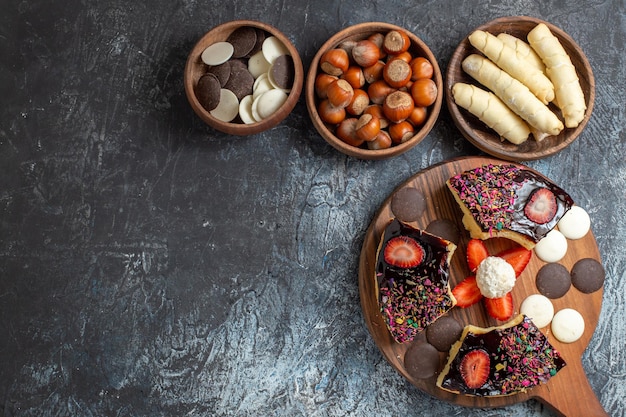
<box><xmin>270</xmin><ymin>54</ymin><xmax>295</xmax><ymax>90</ymax></box>
<box><xmin>536</xmin><ymin>263</ymin><xmax>571</xmax><ymax>299</ymax></box>
<box><xmin>390</xmin><ymin>187</ymin><xmax>426</xmax><ymax>222</ymax></box>
<box><xmin>224</xmin><ymin>67</ymin><xmax>255</xmax><ymax>101</ymax></box>
<box><xmin>426</xmin><ymin>315</ymin><xmax>463</xmax><ymax>352</ymax></box>
<box><xmin>195</xmin><ymin>73</ymin><xmax>221</xmax><ymax>111</ymax></box>
<box><xmin>571</xmin><ymin>258</ymin><xmax>605</xmax><ymax>293</ymax></box>
<box><xmin>226</xmin><ymin>26</ymin><xmax>257</xmax><ymax>58</ymax></box>
<box><xmin>425</xmin><ymin>219</ymin><xmax>460</xmax><ymax>246</ymax></box>
<box><xmin>404</xmin><ymin>340</ymin><xmax>440</xmax><ymax>379</ymax></box>
<box><xmin>206</xmin><ymin>61</ymin><xmax>231</xmax><ymax>87</ymax></box>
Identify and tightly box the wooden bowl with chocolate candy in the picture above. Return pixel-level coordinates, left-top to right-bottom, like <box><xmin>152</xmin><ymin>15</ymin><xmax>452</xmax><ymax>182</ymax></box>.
<box><xmin>184</xmin><ymin>20</ymin><xmax>304</xmax><ymax>135</ymax></box>
<box><xmin>305</xmin><ymin>22</ymin><xmax>443</xmax><ymax>160</ymax></box>
<box><xmin>446</xmin><ymin>16</ymin><xmax>595</xmax><ymax>161</ymax></box>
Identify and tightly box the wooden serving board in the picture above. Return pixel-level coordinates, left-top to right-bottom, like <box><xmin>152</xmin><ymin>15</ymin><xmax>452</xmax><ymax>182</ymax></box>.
<box><xmin>358</xmin><ymin>156</ymin><xmax>607</xmax><ymax>416</ymax></box>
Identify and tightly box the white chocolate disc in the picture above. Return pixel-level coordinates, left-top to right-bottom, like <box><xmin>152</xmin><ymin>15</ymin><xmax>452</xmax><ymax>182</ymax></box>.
<box><xmin>252</xmin><ymin>75</ymin><xmax>273</xmax><ymax>100</ymax></box>
<box><xmin>551</xmin><ymin>308</ymin><xmax>585</xmax><ymax>343</ymax></box>
<box><xmin>558</xmin><ymin>206</ymin><xmax>591</xmax><ymax>240</ymax></box>
<box><xmin>209</xmin><ymin>89</ymin><xmax>239</xmax><ymax>122</ymax></box>
<box><xmin>251</xmin><ymin>94</ymin><xmax>263</xmax><ymax>122</ymax></box>
<box><xmin>238</xmin><ymin>95</ymin><xmax>256</xmax><ymax>124</ymax></box>
<box><xmin>520</xmin><ymin>294</ymin><xmax>554</xmax><ymax>328</ymax></box>
<box><xmin>256</xmin><ymin>88</ymin><xmax>288</xmax><ymax>119</ymax></box>
<box><xmin>248</xmin><ymin>50</ymin><xmax>271</xmax><ymax>79</ymax></box>
<box><xmin>201</xmin><ymin>42</ymin><xmax>234</xmax><ymax>66</ymax></box>
<box><xmin>534</xmin><ymin>229</ymin><xmax>567</xmax><ymax>263</ymax></box>
<box><xmin>262</xmin><ymin>36</ymin><xmax>289</xmax><ymax>64</ymax></box>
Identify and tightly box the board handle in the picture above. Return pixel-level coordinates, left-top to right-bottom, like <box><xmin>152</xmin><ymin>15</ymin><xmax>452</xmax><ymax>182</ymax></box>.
<box><xmin>534</xmin><ymin>358</ymin><xmax>607</xmax><ymax>417</ymax></box>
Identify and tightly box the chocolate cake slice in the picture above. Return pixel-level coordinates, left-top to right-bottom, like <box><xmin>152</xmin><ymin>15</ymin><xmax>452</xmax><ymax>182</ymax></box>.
<box><xmin>446</xmin><ymin>164</ymin><xmax>573</xmax><ymax>249</ymax></box>
<box><xmin>437</xmin><ymin>314</ymin><xmax>566</xmax><ymax>397</ymax></box>
<box><xmin>375</xmin><ymin>219</ymin><xmax>457</xmax><ymax>344</ymax></box>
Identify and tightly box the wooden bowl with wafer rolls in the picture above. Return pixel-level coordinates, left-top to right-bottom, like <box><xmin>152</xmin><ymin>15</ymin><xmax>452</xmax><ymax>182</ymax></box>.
<box><xmin>446</xmin><ymin>16</ymin><xmax>595</xmax><ymax>161</ymax></box>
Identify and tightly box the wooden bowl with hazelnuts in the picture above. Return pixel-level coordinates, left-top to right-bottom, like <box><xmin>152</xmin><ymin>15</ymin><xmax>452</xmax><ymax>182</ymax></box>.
<box><xmin>305</xmin><ymin>22</ymin><xmax>443</xmax><ymax>159</ymax></box>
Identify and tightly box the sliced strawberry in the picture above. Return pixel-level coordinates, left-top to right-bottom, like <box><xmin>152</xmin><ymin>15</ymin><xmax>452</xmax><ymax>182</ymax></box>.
<box><xmin>484</xmin><ymin>292</ymin><xmax>514</xmax><ymax>321</ymax></box>
<box><xmin>524</xmin><ymin>188</ymin><xmax>557</xmax><ymax>224</ymax></box>
<box><xmin>496</xmin><ymin>246</ymin><xmax>532</xmax><ymax>277</ymax></box>
<box><xmin>452</xmin><ymin>276</ymin><xmax>483</xmax><ymax>308</ymax></box>
<box><xmin>383</xmin><ymin>236</ymin><xmax>425</xmax><ymax>268</ymax></box>
<box><xmin>466</xmin><ymin>239</ymin><xmax>489</xmax><ymax>272</ymax></box>
<box><xmin>460</xmin><ymin>349</ymin><xmax>490</xmax><ymax>389</ymax></box>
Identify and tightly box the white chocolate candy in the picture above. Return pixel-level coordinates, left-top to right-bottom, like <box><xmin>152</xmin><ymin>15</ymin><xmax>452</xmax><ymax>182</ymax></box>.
<box><xmin>238</xmin><ymin>95</ymin><xmax>256</xmax><ymax>124</ymax></box>
<box><xmin>248</xmin><ymin>50</ymin><xmax>272</xmax><ymax>79</ymax></box>
<box><xmin>551</xmin><ymin>308</ymin><xmax>585</xmax><ymax>343</ymax></box>
<box><xmin>209</xmin><ymin>89</ymin><xmax>239</xmax><ymax>122</ymax></box>
<box><xmin>534</xmin><ymin>229</ymin><xmax>567</xmax><ymax>263</ymax></box>
<box><xmin>256</xmin><ymin>88</ymin><xmax>288</xmax><ymax>119</ymax></box>
<box><xmin>262</xmin><ymin>36</ymin><xmax>289</xmax><ymax>64</ymax></box>
<box><xmin>558</xmin><ymin>206</ymin><xmax>591</xmax><ymax>240</ymax></box>
<box><xmin>520</xmin><ymin>294</ymin><xmax>554</xmax><ymax>328</ymax></box>
<box><xmin>201</xmin><ymin>41</ymin><xmax>234</xmax><ymax>66</ymax></box>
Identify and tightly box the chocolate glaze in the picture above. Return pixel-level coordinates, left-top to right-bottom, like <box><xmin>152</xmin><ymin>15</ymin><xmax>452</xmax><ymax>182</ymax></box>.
<box><xmin>448</xmin><ymin>164</ymin><xmax>574</xmax><ymax>243</ymax></box>
<box><xmin>376</xmin><ymin>219</ymin><xmax>455</xmax><ymax>343</ymax></box>
<box><xmin>439</xmin><ymin>316</ymin><xmax>566</xmax><ymax>396</ymax></box>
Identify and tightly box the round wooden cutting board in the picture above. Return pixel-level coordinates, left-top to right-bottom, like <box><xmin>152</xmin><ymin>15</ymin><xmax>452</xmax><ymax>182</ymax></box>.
<box><xmin>358</xmin><ymin>156</ymin><xmax>607</xmax><ymax>416</ymax></box>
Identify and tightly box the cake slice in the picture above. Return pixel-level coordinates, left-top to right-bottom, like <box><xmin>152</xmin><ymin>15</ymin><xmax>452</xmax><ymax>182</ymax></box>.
<box><xmin>375</xmin><ymin>219</ymin><xmax>457</xmax><ymax>344</ymax></box>
<box><xmin>437</xmin><ymin>314</ymin><xmax>566</xmax><ymax>396</ymax></box>
<box><xmin>446</xmin><ymin>164</ymin><xmax>573</xmax><ymax>249</ymax></box>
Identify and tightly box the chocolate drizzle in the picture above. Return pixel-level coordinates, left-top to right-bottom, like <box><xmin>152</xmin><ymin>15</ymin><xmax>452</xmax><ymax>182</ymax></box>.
<box><xmin>376</xmin><ymin>219</ymin><xmax>455</xmax><ymax>343</ymax></box>
<box><xmin>439</xmin><ymin>316</ymin><xmax>566</xmax><ymax>396</ymax></box>
<box><xmin>448</xmin><ymin>164</ymin><xmax>574</xmax><ymax>242</ymax></box>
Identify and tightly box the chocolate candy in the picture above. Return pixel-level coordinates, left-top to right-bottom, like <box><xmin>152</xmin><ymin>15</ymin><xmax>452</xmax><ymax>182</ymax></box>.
<box><xmin>390</xmin><ymin>187</ymin><xmax>426</xmax><ymax>222</ymax></box>
<box><xmin>195</xmin><ymin>73</ymin><xmax>221</xmax><ymax>111</ymax></box>
<box><xmin>227</xmin><ymin>26</ymin><xmax>257</xmax><ymax>58</ymax></box>
<box><xmin>426</xmin><ymin>219</ymin><xmax>460</xmax><ymax>246</ymax></box>
<box><xmin>426</xmin><ymin>315</ymin><xmax>463</xmax><ymax>352</ymax></box>
<box><xmin>404</xmin><ymin>340</ymin><xmax>440</xmax><ymax>379</ymax></box>
<box><xmin>536</xmin><ymin>262</ymin><xmax>571</xmax><ymax>299</ymax></box>
<box><xmin>571</xmin><ymin>258</ymin><xmax>605</xmax><ymax>293</ymax></box>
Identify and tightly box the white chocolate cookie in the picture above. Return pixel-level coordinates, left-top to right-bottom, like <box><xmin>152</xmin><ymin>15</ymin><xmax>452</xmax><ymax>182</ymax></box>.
<box><xmin>558</xmin><ymin>206</ymin><xmax>590</xmax><ymax>240</ymax></box>
<box><xmin>520</xmin><ymin>294</ymin><xmax>554</xmax><ymax>328</ymax></box>
<box><xmin>534</xmin><ymin>230</ymin><xmax>567</xmax><ymax>263</ymax></box>
<box><xmin>551</xmin><ymin>308</ymin><xmax>585</xmax><ymax>343</ymax></box>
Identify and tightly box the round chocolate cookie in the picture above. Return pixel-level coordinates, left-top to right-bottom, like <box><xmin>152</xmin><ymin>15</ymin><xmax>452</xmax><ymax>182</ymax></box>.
<box><xmin>390</xmin><ymin>187</ymin><xmax>426</xmax><ymax>223</ymax></box>
<box><xmin>426</xmin><ymin>315</ymin><xmax>463</xmax><ymax>352</ymax></box>
<box><xmin>226</xmin><ymin>26</ymin><xmax>257</xmax><ymax>58</ymax></box>
<box><xmin>195</xmin><ymin>73</ymin><xmax>221</xmax><ymax>111</ymax></box>
<box><xmin>403</xmin><ymin>340</ymin><xmax>440</xmax><ymax>379</ymax></box>
<box><xmin>425</xmin><ymin>219</ymin><xmax>460</xmax><ymax>245</ymax></box>
<box><xmin>536</xmin><ymin>262</ymin><xmax>571</xmax><ymax>299</ymax></box>
<box><xmin>571</xmin><ymin>258</ymin><xmax>605</xmax><ymax>294</ymax></box>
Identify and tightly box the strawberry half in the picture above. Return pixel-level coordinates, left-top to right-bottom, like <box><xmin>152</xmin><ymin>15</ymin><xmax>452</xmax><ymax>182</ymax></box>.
<box><xmin>452</xmin><ymin>276</ymin><xmax>483</xmax><ymax>308</ymax></box>
<box><xmin>460</xmin><ymin>349</ymin><xmax>490</xmax><ymax>389</ymax></box>
<box><xmin>383</xmin><ymin>236</ymin><xmax>425</xmax><ymax>268</ymax></box>
<box><xmin>466</xmin><ymin>239</ymin><xmax>489</xmax><ymax>272</ymax></box>
<box><xmin>484</xmin><ymin>292</ymin><xmax>514</xmax><ymax>321</ymax></box>
<box><xmin>496</xmin><ymin>246</ymin><xmax>532</xmax><ymax>277</ymax></box>
<box><xmin>524</xmin><ymin>188</ymin><xmax>557</xmax><ymax>224</ymax></box>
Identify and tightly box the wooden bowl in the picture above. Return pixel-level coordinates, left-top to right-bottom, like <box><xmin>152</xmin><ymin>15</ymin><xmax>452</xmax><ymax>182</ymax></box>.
<box><xmin>306</xmin><ymin>22</ymin><xmax>443</xmax><ymax>160</ymax></box>
<box><xmin>184</xmin><ymin>20</ymin><xmax>304</xmax><ymax>135</ymax></box>
<box><xmin>446</xmin><ymin>16</ymin><xmax>595</xmax><ymax>161</ymax></box>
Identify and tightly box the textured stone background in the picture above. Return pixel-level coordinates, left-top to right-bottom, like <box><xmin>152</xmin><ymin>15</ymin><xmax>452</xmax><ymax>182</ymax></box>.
<box><xmin>1</xmin><ymin>0</ymin><xmax>624</xmax><ymax>416</ymax></box>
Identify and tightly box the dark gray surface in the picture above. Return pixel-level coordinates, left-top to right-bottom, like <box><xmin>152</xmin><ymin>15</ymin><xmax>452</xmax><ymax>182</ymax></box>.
<box><xmin>1</xmin><ymin>1</ymin><xmax>625</xmax><ymax>416</ymax></box>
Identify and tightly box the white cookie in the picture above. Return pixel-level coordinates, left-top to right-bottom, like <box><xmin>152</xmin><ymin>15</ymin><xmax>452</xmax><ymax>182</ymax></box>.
<box><xmin>520</xmin><ymin>294</ymin><xmax>554</xmax><ymax>328</ymax></box>
<box><xmin>558</xmin><ymin>206</ymin><xmax>591</xmax><ymax>240</ymax></box>
<box><xmin>551</xmin><ymin>308</ymin><xmax>585</xmax><ymax>343</ymax></box>
<box><xmin>534</xmin><ymin>229</ymin><xmax>567</xmax><ymax>263</ymax></box>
